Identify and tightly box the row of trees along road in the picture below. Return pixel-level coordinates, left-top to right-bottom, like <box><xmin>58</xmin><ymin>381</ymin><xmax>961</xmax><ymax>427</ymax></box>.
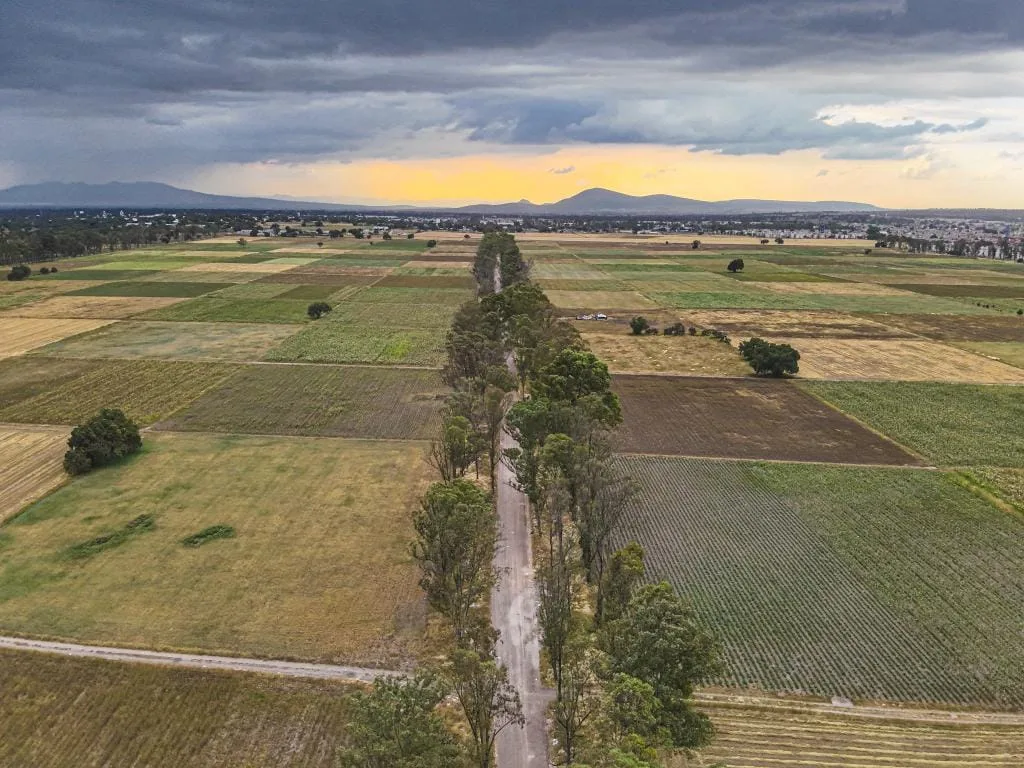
<box><xmin>341</xmin><ymin>232</ymin><xmax>720</xmax><ymax>767</ymax></box>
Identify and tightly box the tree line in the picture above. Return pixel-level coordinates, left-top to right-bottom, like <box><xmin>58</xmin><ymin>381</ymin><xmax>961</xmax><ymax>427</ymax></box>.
<box><xmin>341</xmin><ymin>232</ymin><xmax>721</xmax><ymax>767</ymax></box>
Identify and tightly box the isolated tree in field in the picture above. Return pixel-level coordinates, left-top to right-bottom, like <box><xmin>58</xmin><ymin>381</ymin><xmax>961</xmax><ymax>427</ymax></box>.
<box><xmin>448</xmin><ymin>648</ymin><xmax>524</xmax><ymax>768</ymax></box>
<box><xmin>338</xmin><ymin>672</ymin><xmax>462</xmax><ymax>768</ymax></box>
<box><xmin>407</xmin><ymin>232</ymin><xmax>415</xmax><ymax>239</ymax></box>
<box><xmin>64</xmin><ymin>408</ymin><xmax>142</xmax><ymax>475</ymax></box>
<box><xmin>307</xmin><ymin>301</ymin><xmax>332</xmax><ymax>320</ymax></box>
<box><xmin>6</xmin><ymin>264</ymin><xmax>30</xmax><ymax>281</ymax></box>
<box><xmin>602</xmin><ymin>582</ymin><xmax>721</xmax><ymax>749</ymax></box>
<box><xmin>760</xmin><ymin>239</ymin><xmax>770</xmax><ymax>245</ymax></box>
<box><xmin>692</xmin><ymin>240</ymin><xmax>701</xmax><ymax>250</ymax></box>
<box><xmin>429</xmin><ymin>414</ymin><xmax>482</xmax><ymax>482</ymax></box>
<box><xmin>739</xmin><ymin>337</ymin><xmax>800</xmax><ymax>377</ymax></box>
<box><xmin>427</xmin><ymin>239</ymin><xmax>438</xmax><ymax>248</ymax></box>
<box><xmin>629</xmin><ymin>316</ymin><xmax>650</xmax><ymax>336</ymax></box>
<box><xmin>411</xmin><ymin>480</ymin><xmax>496</xmax><ymax>641</ymax></box>
<box><xmin>775</xmin><ymin>237</ymin><xmax>785</xmax><ymax>244</ymax></box>
<box><xmin>727</xmin><ymin>258</ymin><xmax>745</xmax><ymax>273</ymax></box>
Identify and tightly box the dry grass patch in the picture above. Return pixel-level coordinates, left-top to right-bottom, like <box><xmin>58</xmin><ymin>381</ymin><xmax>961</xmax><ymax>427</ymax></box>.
<box><xmin>783</xmin><ymin>338</ymin><xmax>1024</xmax><ymax>383</ymax></box>
<box><xmin>0</xmin><ymin>426</ymin><xmax>69</xmax><ymax>524</ymax></box>
<box><xmin>0</xmin><ymin>432</ymin><xmax>430</xmax><ymax>665</ymax></box>
<box><xmin>0</xmin><ymin>318</ymin><xmax>116</xmax><ymax>359</ymax></box>
<box><xmin>582</xmin><ymin>332</ymin><xmax>748</xmax><ymax>377</ymax></box>
<box><xmin>762</xmin><ymin>281</ymin><xmax>909</xmax><ymax>296</ymax></box>
<box><xmin>545</xmin><ymin>290</ymin><xmax>659</xmax><ymax>310</ymax></box>
<box><xmin>179</xmin><ymin>262</ymin><xmax>299</xmax><ymax>274</ymax></box>
<box><xmin>403</xmin><ymin>260</ymin><xmax>471</xmax><ymax>269</ymax></box>
<box><xmin>4</xmin><ymin>295</ymin><xmax>186</xmax><ymax>320</ymax></box>
<box><xmin>677</xmin><ymin>309</ymin><xmax>908</xmax><ymax>339</ymax></box>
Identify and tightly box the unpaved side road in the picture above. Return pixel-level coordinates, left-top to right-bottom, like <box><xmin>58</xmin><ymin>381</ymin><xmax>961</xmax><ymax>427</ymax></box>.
<box><xmin>0</xmin><ymin>635</ymin><xmax>395</xmax><ymax>683</ymax></box>
<box><xmin>491</xmin><ymin>423</ymin><xmax>555</xmax><ymax>768</ymax></box>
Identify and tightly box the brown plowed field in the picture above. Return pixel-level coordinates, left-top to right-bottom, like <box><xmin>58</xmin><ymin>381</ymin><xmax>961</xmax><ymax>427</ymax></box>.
<box><xmin>891</xmin><ymin>283</ymin><xmax>1024</xmax><ymax>298</ymax></box>
<box><xmin>612</xmin><ymin>375</ymin><xmax>920</xmax><ymax>464</ymax></box>
<box><xmin>871</xmin><ymin>313</ymin><xmax>1024</xmax><ymax>341</ymax></box>
<box><xmin>0</xmin><ymin>425</ymin><xmax>70</xmax><ymax>523</ymax></box>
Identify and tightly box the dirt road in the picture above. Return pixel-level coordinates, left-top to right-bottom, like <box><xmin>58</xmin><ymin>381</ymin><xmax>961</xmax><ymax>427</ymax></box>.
<box><xmin>491</xmin><ymin>423</ymin><xmax>554</xmax><ymax>768</ymax></box>
<box><xmin>0</xmin><ymin>635</ymin><xmax>394</xmax><ymax>683</ymax></box>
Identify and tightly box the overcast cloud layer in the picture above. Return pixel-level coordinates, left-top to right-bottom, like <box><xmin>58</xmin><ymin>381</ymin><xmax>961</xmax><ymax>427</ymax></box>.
<box><xmin>1</xmin><ymin>0</ymin><xmax>1022</xmax><ymax>202</ymax></box>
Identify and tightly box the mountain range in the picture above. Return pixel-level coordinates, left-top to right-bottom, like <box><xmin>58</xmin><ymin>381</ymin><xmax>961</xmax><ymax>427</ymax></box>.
<box><xmin>0</xmin><ymin>181</ymin><xmax>883</xmax><ymax>215</ymax></box>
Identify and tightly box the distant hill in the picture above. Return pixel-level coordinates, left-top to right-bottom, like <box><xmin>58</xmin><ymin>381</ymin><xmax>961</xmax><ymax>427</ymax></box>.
<box><xmin>456</xmin><ymin>188</ymin><xmax>883</xmax><ymax>215</ymax></box>
<box><xmin>0</xmin><ymin>181</ymin><xmax>882</xmax><ymax>214</ymax></box>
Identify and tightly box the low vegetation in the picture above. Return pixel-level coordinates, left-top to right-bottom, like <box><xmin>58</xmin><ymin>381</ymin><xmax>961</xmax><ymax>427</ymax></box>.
<box><xmin>181</xmin><ymin>524</ymin><xmax>236</xmax><ymax>547</ymax></box>
<box><xmin>307</xmin><ymin>301</ymin><xmax>332</xmax><ymax>319</ymax></box>
<box><xmin>67</xmin><ymin>513</ymin><xmax>155</xmax><ymax>559</ymax></box>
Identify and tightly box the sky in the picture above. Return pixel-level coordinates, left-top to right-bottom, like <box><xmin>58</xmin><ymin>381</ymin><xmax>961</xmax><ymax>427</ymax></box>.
<box><xmin>2</xmin><ymin>0</ymin><xmax>1023</xmax><ymax>208</ymax></box>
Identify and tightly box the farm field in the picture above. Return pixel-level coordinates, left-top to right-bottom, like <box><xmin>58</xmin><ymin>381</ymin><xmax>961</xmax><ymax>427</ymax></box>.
<box><xmin>956</xmin><ymin>341</ymin><xmax>1024</xmax><ymax>369</ymax></box>
<box><xmin>160</xmin><ymin>365</ymin><xmax>446</xmax><ymax>439</ymax></box>
<box><xmin>615</xmin><ymin>456</ymin><xmax>1024</xmax><ymax>708</ymax></box>
<box><xmin>0</xmin><ymin>649</ymin><xmax>355</xmax><ymax>768</ymax></box>
<box><xmin>675</xmin><ymin>309</ymin><xmax>909</xmax><ymax>339</ymax></box>
<box><xmin>612</xmin><ymin>375</ymin><xmax>919</xmax><ymax>465</ymax></box>
<box><xmin>581</xmin><ymin>332</ymin><xmax>750</xmax><ymax>376</ymax></box>
<box><xmin>801</xmin><ymin>380</ymin><xmax>1024</xmax><ymax>465</ymax></box>
<box><xmin>0</xmin><ymin>426</ymin><xmax>69</xmax><ymax>524</ymax></box>
<box><xmin>0</xmin><ymin>317</ymin><xmax>115</xmax><ymax>359</ymax></box>
<box><xmin>685</xmin><ymin>694</ymin><xmax>1024</xmax><ymax>768</ymax></box>
<box><xmin>0</xmin><ymin>360</ymin><xmax>238</xmax><ymax>426</ymax></box>
<box><xmin>3</xmin><ymin>295</ymin><xmax>187</xmax><ymax>319</ymax></box>
<box><xmin>32</xmin><ymin>321</ymin><xmax>301</xmax><ymax>362</ymax></box>
<box><xmin>265</xmin><ymin>324</ymin><xmax>446</xmax><ymax>366</ymax></box>
<box><xmin>0</xmin><ymin>432</ymin><xmax>430</xmax><ymax>665</ymax></box>
<box><xmin>873</xmin><ymin>313</ymin><xmax>1024</xmax><ymax>341</ymax></box>
<box><xmin>140</xmin><ymin>297</ymin><xmax>313</xmax><ymax>323</ymax></box>
<box><xmin>781</xmin><ymin>338</ymin><xmax>1024</xmax><ymax>383</ymax></box>
<box><xmin>0</xmin><ymin>357</ymin><xmax>103</xmax><ymax>409</ymax></box>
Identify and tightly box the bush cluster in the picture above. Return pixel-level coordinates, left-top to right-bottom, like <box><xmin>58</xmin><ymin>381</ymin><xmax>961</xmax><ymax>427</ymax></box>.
<box><xmin>66</xmin><ymin>514</ymin><xmax>155</xmax><ymax>559</ymax></box>
<box><xmin>63</xmin><ymin>408</ymin><xmax>143</xmax><ymax>475</ymax></box>
<box><xmin>307</xmin><ymin>301</ymin><xmax>332</xmax><ymax>320</ymax></box>
<box><xmin>6</xmin><ymin>264</ymin><xmax>31</xmax><ymax>281</ymax></box>
<box><xmin>181</xmin><ymin>524</ymin><xmax>236</xmax><ymax>548</ymax></box>
<box><xmin>739</xmin><ymin>337</ymin><xmax>800</xmax><ymax>377</ymax></box>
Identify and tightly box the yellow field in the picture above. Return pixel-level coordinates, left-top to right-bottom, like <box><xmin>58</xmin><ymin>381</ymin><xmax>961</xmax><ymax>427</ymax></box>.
<box><xmin>403</xmin><ymin>260</ymin><xmax>472</xmax><ymax>269</ymax></box>
<box><xmin>0</xmin><ymin>426</ymin><xmax>69</xmax><ymax>524</ymax></box>
<box><xmin>582</xmin><ymin>332</ymin><xmax>749</xmax><ymax>377</ymax></box>
<box><xmin>545</xmin><ymin>290</ymin><xmax>659</xmax><ymax>310</ymax></box>
<box><xmin>763</xmin><ymin>281</ymin><xmax>909</xmax><ymax>296</ymax></box>
<box><xmin>4</xmin><ymin>295</ymin><xmax>186</xmax><ymax>319</ymax></box>
<box><xmin>179</xmin><ymin>262</ymin><xmax>298</xmax><ymax>274</ymax></box>
<box><xmin>0</xmin><ymin>318</ymin><xmax>116</xmax><ymax>359</ymax></box>
<box><xmin>270</xmin><ymin>246</ymin><xmax>350</xmax><ymax>255</ymax></box>
<box><xmin>0</xmin><ymin>432</ymin><xmax>431</xmax><ymax>666</ymax></box>
<box><xmin>782</xmin><ymin>338</ymin><xmax>1024</xmax><ymax>383</ymax></box>
<box><xmin>956</xmin><ymin>342</ymin><xmax>1024</xmax><ymax>370</ymax></box>
<box><xmin>677</xmin><ymin>309</ymin><xmax>902</xmax><ymax>339</ymax></box>
<box><xmin>680</xmin><ymin>693</ymin><xmax>1024</xmax><ymax>768</ymax></box>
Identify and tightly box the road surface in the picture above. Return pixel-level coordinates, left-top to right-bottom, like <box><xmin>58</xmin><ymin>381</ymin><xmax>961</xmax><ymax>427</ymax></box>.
<box><xmin>0</xmin><ymin>635</ymin><xmax>394</xmax><ymax>683</ymax></box>
<box><xmin>491</xmin><ymin>422</ymin><xmax>554</xmax><ymax>768</ymax></box>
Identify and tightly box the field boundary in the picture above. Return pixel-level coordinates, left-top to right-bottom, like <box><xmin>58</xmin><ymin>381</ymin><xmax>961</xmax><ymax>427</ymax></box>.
<box><xmin>0</xmin><ymin>636</ymin><xmax>396</xmax><ymax>682</ymax></box>
<box><xmin>615</xmin><ymin>451</ymin><xmax>939</xmax><ymax>470</ymax></box>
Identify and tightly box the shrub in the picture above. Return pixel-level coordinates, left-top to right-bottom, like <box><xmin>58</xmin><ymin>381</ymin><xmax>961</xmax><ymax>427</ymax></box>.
<box><xmin>644</xmin><ymin>327</ymin><xmax>660</xmax><ymax>335</ymax></box>
<box><xmin>50</xmin><ymin>266</ymin><xmax>58</xmax><ymax>273</ymax></box>
<box><xmin>739</xmin><ymin>337</ymin><xmax>800</xmax><ymax>377</ymax></box>
<box><xmin>630</xmin><ymin>316</ymin><xmax>651</xmax><ymax>336</ymax></box>
<box><xmin>663</xmin><ymin>322</ymin><xmax>687</xmax><ymax>337</ymax></box>
<box><xmin>307</xmin><ymin>301</ymin><xmax>332</xmax><ymax>320</ymax></box>
<box><xmin>701</xmin><ymin>328</ymin><xmax>731</xmax><ymax>344</ymax></box>
<box><xmin>727</xmin><ymin>258</ymin><xmax>745</xmax><ymax>273</ymax></box>
<box><xmin>63</xmin><ymin>408</ymin><xmax>142</xmax><ymax>475</ymax></box>
<box><xmin>427</xmin><ymin>239</ymin><xmax>438</xmax><ymax>248</ymax></box>
<box><xmin>407</xmin><ymin>232</ymin><xmax>415</xmax><ymax>239</ymax></box>
<box><xmin>7</xmin><ymin>264</ymin><xmax>31</xmax><ymax>281</ymax></box>
<box><xmin>182</xmin><ymin>524</ymin><xmax>236</xmax><ymax>547</ymax></box>
<box><xmin>1018</xmin><ymin>309</ymin><xmax>1023</xmax><ymax>315</ymax></box>
<box><xmin>39</xmin><ymin>266</ymin><xmax>50</xmax><ymax>275</ymax></box>
<box><xmin>66</xmin><ymin>514</ymin><xmax>155</xmax><ymax>559</ymax></box>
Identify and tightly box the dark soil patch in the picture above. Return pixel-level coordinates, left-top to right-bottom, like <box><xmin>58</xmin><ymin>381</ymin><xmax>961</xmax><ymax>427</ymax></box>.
<box><xmin>870</xmin><ymin>314</ymin><xmax>1024</xmax><ymax>342</ymax></box>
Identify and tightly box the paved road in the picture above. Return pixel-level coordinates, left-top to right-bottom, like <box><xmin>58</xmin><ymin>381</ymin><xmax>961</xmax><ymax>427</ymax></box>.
<box><xmin>491</xmin><ymin>423</ymin><xmax>554</xmax><ymax>768</ymax></box>
<box><xmin>0</xmin><ymin>635</ymin><xmax>395</xmax><ymax>683</ymax></box>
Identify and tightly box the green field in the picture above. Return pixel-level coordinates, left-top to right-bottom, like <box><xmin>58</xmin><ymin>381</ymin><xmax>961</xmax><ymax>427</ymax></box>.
<box><xmin>160</xmin><ymin>365</ymin><xmax>446</xmax><ymax>439</ymax></box>
<box><xmin>0</xmin><ymin>360</ymin><xmax>237</xmax><ymax>425</ymax></box>
<box><xmin>0</xmin><ymin>650</ymin><xmax>356</xmax><ymax>768</ymax></box>
<box><xmin>615</xmin><ymin>456</ymin><xmax>1024</xmax><ymax>708</ymax></box>
<box><xmin>34</xmin><ymin>321</ymin><xmax>301</xmax><ymax>362</ymax></box>
<box><xmin>69</xmin><ymin>281</ymin><xmax>227</xmax><ymax>298</ymax></box>
<box><xmin>266</xmin><ymin>324</ymin><xmax>446</xmax><ymax>366</ymax></box>
<box><xmin>0</xmin><ymin>432</ymin><xmax>430</xmax><ymax>664</ymax></box>
<box><xmin>801</xmin><ymin>380</ymin><xmax>1024</xmax><ymax>465</ymax></box>
<box><xmin>139</xmin><ymin>297</ymin><xmax>313</xmax><ymax>323</ymax></box>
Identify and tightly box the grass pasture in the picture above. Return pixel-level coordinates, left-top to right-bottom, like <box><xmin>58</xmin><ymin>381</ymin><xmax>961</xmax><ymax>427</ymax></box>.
<box><xmin>677</xmin><ymin>309</ymin><xmax>908</xmax><ymax>339</ymax></box>
<box><xmin>265</xmin><ymin>324</ymin><xmax>446</xmax><ymax>366</ymax></box>
<box><xmin>0</xmin><ymin>360</ymin><xmax>237</xmax><ymax>426</ymax></box>
<box><xmin>160</xmin><ymin>365</ymin><xmax>446</xmax><ymax>439</ymax></box>
<box><xmin>612</xmin><ymin>375</ymin><xmax>918</xmax><ymax>465</ymax></box>
<box><xmin>801</xmin><ymin>380</ymin><xmax>1024</xmax><ymax>466</ymax></box>
<box><xmin>616</xmin><ymin>456</ymin><xmax>1024</xmax><ymax>708</ymax></box>
<box><xmin>0</xmin><ymin>426</ymin><xmax>69</xmax><ymax>524</ymax></box>
<box><xmin>0</xmin><ymin>432</ymin><xmax>429</xmax><ymax>665</ymax></box>
<box><xmin>0</xmin><ymin>318</ymin><xmax>115</xmax><ymax>359</ymax></box>
<box><xmin>34</xmin><ymin>321</ymin><xmax>300</xmax><ymax>362</ymax></box>
<box><xmin>139</xmin><ymin>298</ymin><xmax>312</xmax><ymax>324</ymax></box>
<box><xmin>0</xmin><ymin>649</ymin><xmax>356</xmax><ymax>768</ymax></box>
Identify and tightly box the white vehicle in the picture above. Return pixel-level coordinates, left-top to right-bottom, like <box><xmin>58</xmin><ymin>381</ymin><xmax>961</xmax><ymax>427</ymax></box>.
<box><xmin>596</xmin><ymin>313</ymin><xmax>608</xmax><ymax>320</ymax></box>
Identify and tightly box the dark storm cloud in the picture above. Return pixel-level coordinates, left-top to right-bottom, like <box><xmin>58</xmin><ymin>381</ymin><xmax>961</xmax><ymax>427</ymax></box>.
<box><xmin>0</xmin><ymin>0</ymin><xmax>1020</xmax><ymax>181</ymax></box>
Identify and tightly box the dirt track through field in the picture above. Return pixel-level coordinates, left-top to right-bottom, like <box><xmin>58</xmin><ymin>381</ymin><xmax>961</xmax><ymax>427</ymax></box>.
<box><xmin>0</xmin><ymin>636</ymin><xmax>394</xmax><ymax>683</ymax></box>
